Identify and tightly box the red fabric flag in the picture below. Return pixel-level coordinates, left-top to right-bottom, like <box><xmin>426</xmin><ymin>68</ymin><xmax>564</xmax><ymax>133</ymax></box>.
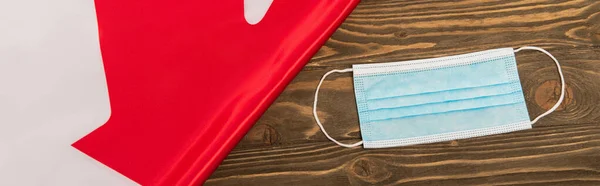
<box><xmin>73</xmin><ymin>0</ymin><xmax>360</xmax><ymax>185</ymax></box>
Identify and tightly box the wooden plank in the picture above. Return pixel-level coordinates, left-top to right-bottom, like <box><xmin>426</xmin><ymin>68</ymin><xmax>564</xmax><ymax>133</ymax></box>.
<box><xmin>207</xmin><ymin>0</ymin><xmax>600</xmax><ymax>185</ymax></box>
<box><xmin>208</xmin><ymin>123</ymin><xmax>600</xmax><ymax>185</ymax></box>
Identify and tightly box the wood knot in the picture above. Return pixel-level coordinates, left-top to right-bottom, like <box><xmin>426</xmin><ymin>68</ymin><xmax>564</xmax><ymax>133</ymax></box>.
<box><xmin>534</xmin><ymin>80</ymin><xmax>573</xmax><ymax>111</ymax></box>
<box><xmin>449</xmin><ymin>140</ymin><xmax>459</xmax><ymax>146</ymax></box>
<box><xmin>245</xmin><ymin>124</ymin><xmax>280</xmax><ymax>145</ymax></box>
<box><xmin>348</xmin><ymin>157</ymin><xmax>391</xmax><ymax>184</ymax></box>
<box><xmin>394</xmin><ymin>31</ymin><xmax>408</xmax><ymax>38</ymax></box>
<box><xmin>262</xmin><ymin>124</ymin><xmax>280</xmax><ymax>145</ymax></box>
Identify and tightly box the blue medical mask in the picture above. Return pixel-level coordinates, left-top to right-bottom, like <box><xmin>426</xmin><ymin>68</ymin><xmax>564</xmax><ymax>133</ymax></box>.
<box><xmin>313</xmin><ymin>46</ymin><xmax>565</xmax><ymax>148</ymax></box>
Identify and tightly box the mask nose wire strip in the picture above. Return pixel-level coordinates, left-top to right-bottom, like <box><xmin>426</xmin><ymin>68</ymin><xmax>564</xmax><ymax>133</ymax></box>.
<box><xmin>514</xmin><ymin>46</ymin><xmax>565</xmax><ymax>125</ymax></box>
<box><xmin>313</xmin><ymin>68</ymin><xmax>363</xmax><ymax>148</ymax></box>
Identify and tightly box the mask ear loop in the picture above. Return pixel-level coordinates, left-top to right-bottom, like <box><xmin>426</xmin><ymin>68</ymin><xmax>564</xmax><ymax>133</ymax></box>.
<box><xmin>514</xmin><ymin>46</ymin><xmax>565</xmax><ymax>125</ymax></box>
<box><xmin>313</xmin><ymin>68</ymin><xmax>363</xmax><ymax>148</ymax></box>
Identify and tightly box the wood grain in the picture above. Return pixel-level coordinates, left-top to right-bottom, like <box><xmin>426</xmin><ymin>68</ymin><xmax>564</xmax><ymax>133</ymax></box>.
<box><xmin>207</xmin><ymin>0</ymin><xmax>600</xmax><ymax>185</ymax></box>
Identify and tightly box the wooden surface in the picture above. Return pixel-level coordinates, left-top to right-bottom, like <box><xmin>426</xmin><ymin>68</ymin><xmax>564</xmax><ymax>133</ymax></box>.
<box><xmin>207</xmin><ymin>0</ymin><xmax>600</xmax><ymax>185</ymax></box>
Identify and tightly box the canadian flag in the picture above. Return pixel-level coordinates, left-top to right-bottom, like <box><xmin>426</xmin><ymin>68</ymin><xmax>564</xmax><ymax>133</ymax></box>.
<box><xmin>0</xmin><ymin>0</ymin><xmax>358</xmax><ymax>185</ymax></box>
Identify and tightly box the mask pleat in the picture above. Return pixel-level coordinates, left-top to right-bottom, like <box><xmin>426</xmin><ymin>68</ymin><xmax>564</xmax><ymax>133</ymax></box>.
<box><xmin>365</xmin><ymin>81</ymin><xmax>521</xmax><ymax>110</ymax></box>
<box><xmin>361</xmin><ymin>57</ymin><xmax>513</xmax><ymax>100</ymax></box>
<box><xmin>365</xmin><ymin>91</ymin><xmax>524</xmax><ymax>121</ymax></box>
<box><xmin>361</xmin><ymin>103</ymin><xmax>529</xmax><ymax>141</ymax></box>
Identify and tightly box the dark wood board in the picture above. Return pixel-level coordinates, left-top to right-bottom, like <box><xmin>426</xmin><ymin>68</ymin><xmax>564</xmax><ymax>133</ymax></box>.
<box><xmin>206</xmin><ymin>0</ymin><xmax>600</xmax><ymax>185</ymax></box>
